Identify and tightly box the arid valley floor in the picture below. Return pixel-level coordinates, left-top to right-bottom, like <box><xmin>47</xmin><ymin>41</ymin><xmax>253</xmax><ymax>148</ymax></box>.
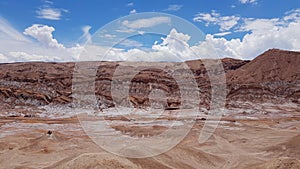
<box><xmin>0</xmin><ymin>49</ymin><xmax>300</xmax><ymax>169</ymax></box>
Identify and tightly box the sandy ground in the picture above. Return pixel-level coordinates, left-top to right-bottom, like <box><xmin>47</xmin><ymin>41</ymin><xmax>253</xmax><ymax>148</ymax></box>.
<box><xmin>0</xmin><ymin>107</ymin><xmax>300</xmax><ymax>169</ymax></box>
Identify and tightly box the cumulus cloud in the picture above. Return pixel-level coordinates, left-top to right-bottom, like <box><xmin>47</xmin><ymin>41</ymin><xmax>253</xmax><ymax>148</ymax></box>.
<box><xmin>99</xmin><ymin>8</ymin><xmax>300</xmax><ymax>61</ymax></box>
<box><xmin>199</xmin><ymin>10</ymin><xmax>300</xmax><ymax>59</ymax></box>
<box><xmin>1</xmin><ymin>8</ymin><xmax>300</xmax><ymax>63</ymax></box>
<box><xmin>80</xmin><ymin>28</ymin><xmax>195</xmax><ymax>62</ymax></box>
<box><xmin>164</xmin><ymin>5</ymin><xmax>183</xmax><ymax>11</ymax></box>
<box><xmin>193</xmin><ymin>11</ymin><xmax>240</xmax><ymax>31</ymax></box>
<box><xmin>152</xmin><ymin>28</ymin><xmax>191</xmax><ymax>57</ymax></box>
<box><xmin>24</xmin><ymin>24</ymin><xmax>65</xmax><ymax>49</ymax></box>
<box><xmin>0</xmin><ymin>17</ymin><xmax>84</xmax><ymax>63</ymax></box>
<box><xmin>83</xmin><ymin>28</ymin><xmax>209</xmax><ymax>62</ymax></box>
<box><xmin>122</xmin><ymin>16</ymin><xmax>171</xmax><ymax>29</ymax></box>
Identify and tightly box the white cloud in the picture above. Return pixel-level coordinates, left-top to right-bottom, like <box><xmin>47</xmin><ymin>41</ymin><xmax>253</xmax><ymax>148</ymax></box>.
<box><xmin>0</xmin><ymin>17</ymin><xmax>83</xmax><ymax>63</ymax></box>
<box><xmin>193</xmin><ymin>11</ymin><xmax>240</xmax><ymax>31</ymax></box>
<box><xmin>24</xmin><ymin>24</ymin><xmax>65</xmax><ymax>49</ymax></box>
<box><xmin>119</xmin><ymin>39</ymin><xmax>143</xmax><ymax>48</ymax></box>
<box><xmin>239</xmin><ymin>0</ymin><xmax>257</xmax><ymax>4</ymax></box>
<box><xmin>0</xmin><ymin>53</ymin><xmax>9</xmax><ymax>62</ymax></box>
<box><xmin>213</xmin><ymin>32</ymin><xmax>232</xmax><ymax>37</ymax></box>
<box><xmin>152</xmin><ymin>28</ymin><xmax>198</xmax><ymax>61</ymax></box>
<box><xmin>0</xmin><ymin>16</ymin><xmax>29</xmax><ymax>42</ymax></box>
<box><xmin>100</xmin><ymin>8</ymin><xmax>300</xmax><ymax>61</ymax></box>
<box><xmin>197</xmin><ymin>35</ymin><xmax>243</xmax><ymax>59</ymax></box>
<box><xmin>78</xmin><ymin>25</ymin><xmax>92</xmax><ymax>44</ymax></box>
<box><xmin>43</xmin><ymin>0</ymin><xmax>54</xmax><ymax>4</ymax></box>
<box><xmin>138</xmin><ymin>31</ymin><xmax>145</xmax><ymax>35</ymax></box>
<box><xmin>80</xmin><ymin>28</ymin><xmax>194</xmax><ymax>62</ymax></box>
<box><xmin>9</xmin><ymin>51</ymin><xmax>61</xmax><ymax>62</ymax></box>
<box><xmin>101</xmin><ymin>34</ymin><xmax>116</xmax><ymax>39</ymax></box>
<box><xmin>88</xmin><ymin>28</ymin><xmax>199</xmax><ymax>62</ymax></box>
<box><xmin>116</xmin><ymin>28</ymin><xmax>135</xmax><ymax>33</ymax></box>
<box><xmin>152</xmin><ymin>28</ymin><xmax>191</xmax><ymax>55</ymax></box>
<box><xmin>284</xmin><ymin>9</ymin><xmax>300</xmax><ymax>21</ymax></box>
<box><xmin>1</xmin><ymin>8</ymin><xmax>300</xmax><ymax>63</ymax></box>
<box><xmin>130</xmin><ymin>9</ymin><xmax>137</xmax><ymax>14</ymax></box>
<box><xmin>164</xmin><ymin>5</ymin><xmax>183</xmax><ymax>11</ymax></box>
<box><xmin>127</xmin><ymin>2</ymin><xmax>134</xmax><ymax>7</ymax></box>
<box><xmin>122</xmin><ymin>16</ymin><xmax>171</xmax><ymax>29</ymax></box>
<box><xmin>36</xmin><ymin>7</ymin><xmax>68</xmax><ymax>20</ymax></box>
<box><xmin>238</xmin><ymin>18</ymin><xmax>283</xmax><ymax>33</ymax></box>
<box><xmin>199</xmin><ymin>10</ymin><xmax>300</xmax><ymax>59</ymax></box>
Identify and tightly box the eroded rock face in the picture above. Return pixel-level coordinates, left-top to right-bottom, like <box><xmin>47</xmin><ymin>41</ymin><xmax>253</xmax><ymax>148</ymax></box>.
<box><xmin>226</xmin><ymin>49</ymin><xmax>300</xmax><ymax>105</ymax></box>
<box><xmin>0</xmin><ymin>62</ymin><xmax>74</xmax><ymax>109</ymax></box>
<box><xmin>0</xmin><ymin>49</ymin><xmax>299</xmax><ymax>111</ymax></box>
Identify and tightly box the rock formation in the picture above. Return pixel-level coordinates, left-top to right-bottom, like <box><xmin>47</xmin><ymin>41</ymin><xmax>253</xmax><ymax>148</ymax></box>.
<box><xmin>0</xmin><ymin>49</ymin><xmax>299</xmax><ymax>111</ymax></box>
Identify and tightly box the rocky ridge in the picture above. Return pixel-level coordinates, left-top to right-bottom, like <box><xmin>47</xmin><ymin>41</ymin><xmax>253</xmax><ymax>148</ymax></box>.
<box><xmin>0</xmin><ymin>49</ymin><xmax>299</xmax><ymax>114</ymax></box>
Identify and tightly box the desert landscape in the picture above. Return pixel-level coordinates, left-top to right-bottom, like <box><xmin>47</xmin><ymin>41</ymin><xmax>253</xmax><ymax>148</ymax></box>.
<box><xmin>0</xmin><ymin>49</ymin><xmax>299</xmax><ymax>169</ymax></box>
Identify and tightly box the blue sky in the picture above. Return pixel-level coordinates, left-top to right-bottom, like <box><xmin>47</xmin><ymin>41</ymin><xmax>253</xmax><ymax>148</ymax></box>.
<box><xmin>0</xmin><ymin>0</ymin><xmax>300</xmax><ymax>62</ymax></box>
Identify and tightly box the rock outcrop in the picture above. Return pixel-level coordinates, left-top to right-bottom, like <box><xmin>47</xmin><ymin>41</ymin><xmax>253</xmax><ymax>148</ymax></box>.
<box><xmin>227</xmin><ymin>49</ymin><xmax>300</xmax><ymax>105</ymax></box>
<box><xmin>0</xmin><ymin>49</ymin><xmax>299</xmax><ymax>111</ymax></box>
